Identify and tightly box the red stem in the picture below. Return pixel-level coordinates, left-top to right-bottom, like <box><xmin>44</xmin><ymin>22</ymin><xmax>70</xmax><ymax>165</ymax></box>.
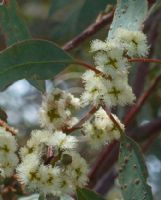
<box><xmin>128</xmin><ymin>58</ymin><xmax>161</xmax><ymax>64</ymax></box>
<box><xmin>75</xmin><ymin>60</ymin><xmax>112</xmax><ymax>81</ymax></box>
<box><xmin>63</xmin><ymin>10</ymin><xmax>114</xmax><ymax>51</ymax></box>
<box><xmin>3</xmin><ymin>0</ymin><xmax>8</xmax><ymax>5</ymax></box>
<box><xmin>65</xmin><ymin>106</ymin><xmax>99</xmax><ymax>134</ymax></box>
<box><xmin>75</xmin><ymin>57</ymin><xmax>161</xmax><ymax>85</ymax></box>
<box><xmin>142</xmin><ymin>130</ymin><xmax>161</xmax><ymax>152</ymax></box>
<box><xmin>124</xmin><ymin>74</ymin><xmax>161</xmax><ymax>125</ymax></box>
<box><xmin>102</xmin><ymin>104</ymin><xmax>124</xmax><ymax>134</ymax></box>
<box><xmin>88</xmin><ymin>140</ymin><xmax>119</xmax><ymax>188</ymax></box>
<box><xmin>45</xmin><ymin>106</ymin><xmax>99</xmax><ymax>164</ymax></box>
<box><xmin>0</xmin><ymin>120</ymin><xmax>16</xmax><ymax>136</ymax></box>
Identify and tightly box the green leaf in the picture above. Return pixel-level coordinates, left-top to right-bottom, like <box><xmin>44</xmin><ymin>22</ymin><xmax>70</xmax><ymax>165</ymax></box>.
<box><xmin>0</xmin><ymin>0</ymin><xmax>30</xmax><ymax>45</ymax></box>
<box><xmin>118</xmin><ymin>136</ymin><xmax>153</xmax><ymax>200</ymax></box>
<box><xmin>76</xmin><ymin>188</ymin><xmax>105</xmax><ymax>200</ymax></box>
<box><xmin>108</xmin><ymin>0</ymin><xmax>148</xmax><ymax>39</ymax></box>
<box><xmin>0</xmin><ymin>39</ymin><xmax>73</xmax><ymax>90</ymax></box>
<box><xmin>50</xmin><ymin>0</ymin><xmax>116</xmax><ymax>43</ymax></box>
<box><xmin>0</xmin><ymin>0</ymin><xmax>46</xmax><ymax>91</ymax></box>
<box><xmin>28</xmin><ymin>79</ymin><xmax>46</xmax><ymax>93</ymax></box>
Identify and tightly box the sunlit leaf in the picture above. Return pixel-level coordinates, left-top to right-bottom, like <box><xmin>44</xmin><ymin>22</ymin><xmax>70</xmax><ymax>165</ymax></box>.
<box><xmin>108</xmin><ymin>0</ymin><xmax>148</xmax><ymax>39</ymax></box>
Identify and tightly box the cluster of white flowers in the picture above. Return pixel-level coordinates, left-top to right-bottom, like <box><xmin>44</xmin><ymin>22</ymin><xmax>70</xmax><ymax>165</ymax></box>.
<box><xmin>81</xmin><ymin>28</ymin><xmax>149</xmax><ymax>107</ymax></box>
<box><xmin>40</xmin><ymin>88</ymin><xmax>80</xmax><ymax>130</ymax></box>
<box><xmin>17</xmin><ymin>90</ymin><xmax>89</xmax><ymax>198</ymax></box>
<box><xmin>16</xmin><ymin>27</ymin><xmax>149</xmax><ymax>198</ymax></box>
<box><xmin>83</xmin><ymin>108</ymin><xmax>124</xmax><ymax>149</ymax></box>
<box><xmin>0</xmin><ymin>127</ymin><xmax>19</xmax><ymax>178</ymax></box>
<box><xmin>19</xmin><ymin>129</ymin><xmax>78</xmax><ymax>160</ymax></box>
<box><xmin>17</xmin><ymin>131</ymin><xmax>88</xmax><ymax>196</ymax></box>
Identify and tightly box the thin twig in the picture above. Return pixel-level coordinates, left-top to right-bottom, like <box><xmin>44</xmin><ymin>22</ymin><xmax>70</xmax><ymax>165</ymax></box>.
<box><xmin>129</xmin><ymin>58</ymin><xmax>161</xmax><ymax>64</ymax></box>
<box><xmin>88</xmin><ymin>140</ymin><xmax>119</xmax><ymax>188</ymax></box>
<box><xmin>148</xmin><ymin>0</ymin><xmax>158</xmax><ymax>8</ymax></box>
<box><xmin>63</xmin><ymin>10</ymin><xmax>114</xmax><ymax>51</ymax></box>
<box><xmin>75</xmin><ymin>60</ymin><xmax>112</xmax><ymax>80</ymax></box>
<box><xmin>45</xmin><ymin>106</ymin><xmax>99</xmax><ymax>164</ymax></box>
<box><xmin>133</xmin><ymin>117</ymin><xmax>161</xmax><ymax>141</ymax></box>
<box><xmin>124</xmin><ymin>74</ymin><xmax>161</xmax><ymax>125</ymax></box>
<box><xmin>65</xmin><ymin>106</ymin><xmax>99</xmax><ymax>134</ymax></box>
<box><xmin>142</xmin><ymin>130</ymin><xmax>161</xmax><ymax>152</ymax></box>
<box><xmin>102</xmin><ymin>104</ymin><xmax>124</xmax><ymax>134</ymax></box>
<box><xmin>0</xmin><ymin>120</ymin><xmax>17</xmax><ymax>136</ymax></box>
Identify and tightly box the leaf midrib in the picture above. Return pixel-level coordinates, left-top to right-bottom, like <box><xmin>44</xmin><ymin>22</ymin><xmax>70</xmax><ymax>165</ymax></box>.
<box><xmin>0</xmin><ymin>59</ymin><xmax>72</xmax><ymax>75</ymax></box>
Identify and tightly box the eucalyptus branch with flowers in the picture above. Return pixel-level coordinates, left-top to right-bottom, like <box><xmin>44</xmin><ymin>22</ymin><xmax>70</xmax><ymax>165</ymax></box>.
<box><xmin>0</xmin><ymin>0</ymin><xmax>160</xmax><ymax>200</ymax></box>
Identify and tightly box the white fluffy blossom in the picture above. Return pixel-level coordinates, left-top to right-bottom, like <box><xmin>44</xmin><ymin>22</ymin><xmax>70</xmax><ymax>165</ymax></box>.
<box><xmin>94</xmin><ymin>48</ymin><xmax>128</xmax><ymax>77</ymax></box>
<box><xmin>38</xmin><ymin>165</ymin><xmax>61</xmax><ymax>196</ymax></box>
<box><xmin>0</xmin><ymin>153</ymin><xmax>19</xmax><ymax>177</ymax></box>
<box><xmin>81</xmin><ymin>69</ymin><xmax>135</xmax><ymax>107</ymax></box>
<box><xmin>48</xmin><ymin>131</ymin><xmax>78</xmax><ymax>150</ymax></box>
<box><xmin>83</xmin><ymin>108</ymin><xmax>124</xmax><ymax>149</ymax></box>
<box><xmin>20</xmin><ymin>129</ymin><xmax>78</xmax><ymax>162</ymax></box>
<box><xmin>58</xmin><ymin>174</ymin><xmax>74</xmax><ymax>196</ymax></box>
<box><xmin>81</xmin><ymin>27</ymin><xmax>149</xmax><ymax>107</ymax></box>
<box><xmin>64</xmin><ymin>152</ymin><xmax>89</xmax><ymax>188</ymax></box>
<box><xmin>40</xmin><ymin>88</ymin><xmax>80</xmax><ymax>130</ymax></box>
<box><xmin>0</xmin><ymin>127</ymin><xmax>17</xmax><ymax>155</ymax></box>
<box><xmin>17</xmin><ymin>127</ymin><xmax>82</xmax><ymax>197</ymax></box>
<box><xmin>90</xmin><ymin>39</ymin><xmax>108</xmax><ymax>52</ymax></box>
<box><xmin>104</xmin><ymin>77</ymin><xmax>136</xmax><ymax>106</ymax></box>
<box><xmin>81</xmin><ymin>71</ymin><xmax>105</xmax><ymax>106</ymax></box>
<box><xmin>19</xmin><ymin>129</ymin><xmax>53</xmax><ymax>159</ymax></box>
<box><xmin>17</xmin><ymin>154</ymin><xmax>41</xmax><ymax>190</ymax></box>
<box><xmin>94</xmin><ymin>52</ymin><xmax>125</xmax><ymax>76</ymax></box>
<box><xmin>17</xmin><ymin>146</ymin><xmax>87</xmax><ymax>196</ymax></box>
<box><xmin>17</xmin><ymin>153</ymin><xmax>62</xmax><ymax>195</ymax></box>
<box><xmin>81</xmin><ymin>34</ymin><xmax>137</xmax><ymax>107</ymax></box>
<box><xmin>115</xmin><ymin>28</ymin><xmax>149</xmax><ymax>57</ymax></box>
<box><xmin>0</xmin><ymin>127</ymin><xmax>19</xmax><ymax>177</ymax></box>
